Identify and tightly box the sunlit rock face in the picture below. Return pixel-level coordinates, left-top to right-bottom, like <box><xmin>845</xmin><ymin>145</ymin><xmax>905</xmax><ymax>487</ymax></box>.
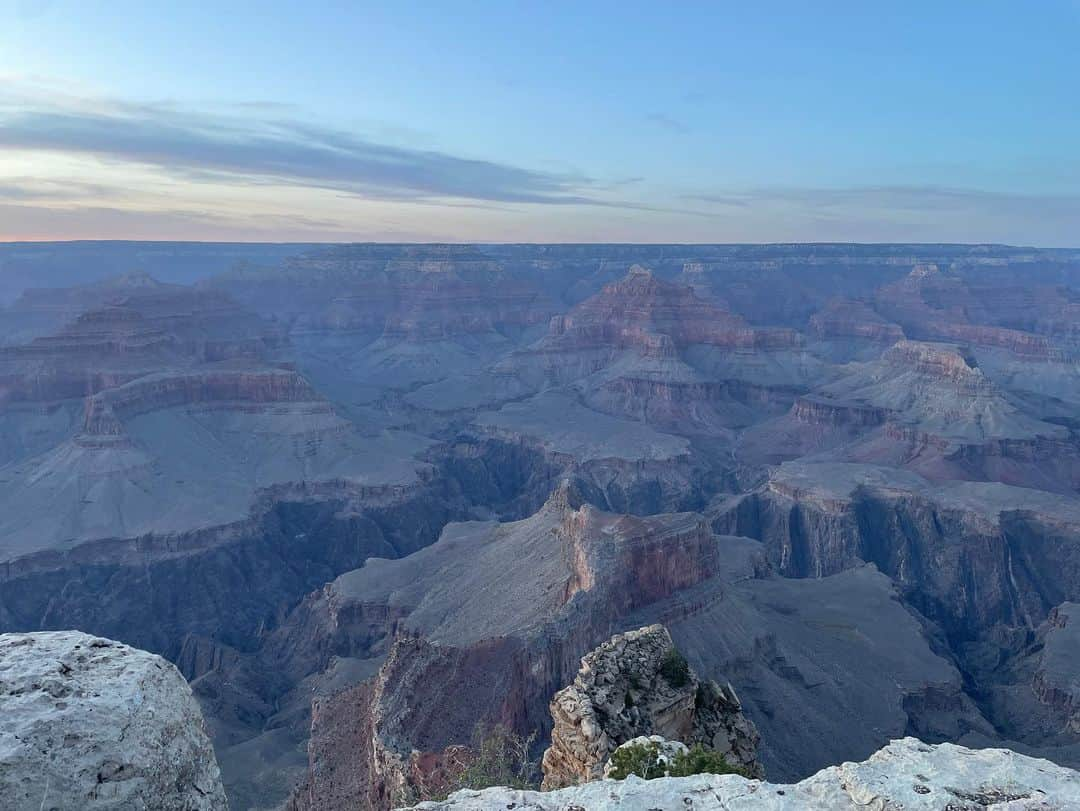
<box><xmin>0</xmin><ymin>631</ymin><xmax>227</xmax><ymax>811</ymax></box>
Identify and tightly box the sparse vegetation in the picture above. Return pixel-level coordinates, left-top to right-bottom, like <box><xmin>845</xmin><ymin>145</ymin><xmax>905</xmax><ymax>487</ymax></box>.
<box><xmin>671</xmin><ymin>744</ymin><xmax>750</xmax><ymax>778</ymax></box>
<box><xmin>606</xmin><ymin>739</ymin><xmax>672</xmax><ymax>780</ymax></box>
<box><xmin>457</xmin><ymin>722</ymin><xmax>538</xmax><ymax>791</ymax></box>
<box><xmin>658</xmin><ymin>647</ymin><xmax>691</xmax><ymax>688</ymax></box>
<box><xmin>607</xmin><ymin>740</ymin><xmax>750</xmax><ymax>781</ymax></box>
<box><xmin>396</xmin><ymin>722</ymin><xmax>539</xmax><ymax>805</ymax></box>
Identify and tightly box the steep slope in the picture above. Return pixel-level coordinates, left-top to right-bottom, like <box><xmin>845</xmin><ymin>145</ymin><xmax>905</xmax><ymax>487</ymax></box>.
<box><xmin>713</xmin><ymin>460</ymin><xmax>1080</xmax><ymax>766</ymax></box>
<box><xmin>283</xmin><ymin>485</ymin><xmax>985</xmax><ymax>809</ymax></box>
<box><xmin>741</xmin><ymin>341</ymin><xmax>1080</xmax><ymax>491</ymax></box>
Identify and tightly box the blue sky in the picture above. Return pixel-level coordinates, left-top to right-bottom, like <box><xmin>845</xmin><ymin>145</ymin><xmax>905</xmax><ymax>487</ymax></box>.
<box><xmin>1</xmin><ymin>1</ymin><xmax>1078</xmax><ymax>244</ymax></box>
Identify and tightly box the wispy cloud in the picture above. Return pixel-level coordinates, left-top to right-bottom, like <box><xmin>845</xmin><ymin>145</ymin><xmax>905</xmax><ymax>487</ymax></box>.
<box><xmin>0</xmin><ymin>177</ymin><xmax>112</xmax><ymax>201</ymax></box>
<box><xmin>687</xmin><ymin>184</ymin><xmax>1080</xmax><ymax>216</ymax></box>
<box><xmin>0</xmin><ymin>201</ymin><xmax>442</xmax><ymax>242</ymax></box>
<box><xmin>644</xmin><ymin>112</ymin><xmax>690</xmax><ymax>134</ymax></box>
<box><xmin>684</xmin><ymin>185</ymin><xmax>1080</xmax><ymax>246</ymax></box>
<box><xmin>0</xmin><ymin>90</ymin><xmax>599</xmax><ymax>205</ymax></box>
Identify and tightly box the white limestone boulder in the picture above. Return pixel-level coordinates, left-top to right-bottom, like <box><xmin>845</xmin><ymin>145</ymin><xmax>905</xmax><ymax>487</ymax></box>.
<box><xmin>404</xmin><ymin>737</ymin><xmax>1080</xmax><ymax>810</ymax></box>
<box><xmin>0</xmin><ymin>631</ymin><xmax>228</xmax><ymax>810</ymax></box>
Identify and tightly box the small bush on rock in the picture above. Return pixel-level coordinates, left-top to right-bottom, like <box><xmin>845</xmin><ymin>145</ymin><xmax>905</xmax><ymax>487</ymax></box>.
<box><xmin>608</xmin><ymin>740</ymin><xmax>750</xmax><ymax>781</ymax></box>
<box><xmin>395</xmin><ymin>722</ymin><xmax>538</xmax><ymax>805</ymax></box>
<box><xmin>670</xmin><ymin>744</ymin><xmax>750</xmax><ymax>778</ymax></box>
<box><xmin>658</xmin><ymin>647</ymin><xmax>691</xmax><ymax>688</ymax></box>
<box><xmin>460</xmin><ymin>723</ymin><xmax>538</xmax><ymax>790</ymax></box>
<box><xmin>606</xmin><ymin>740</ymin><xmax>672</xmax><ymax>780</ymax></box>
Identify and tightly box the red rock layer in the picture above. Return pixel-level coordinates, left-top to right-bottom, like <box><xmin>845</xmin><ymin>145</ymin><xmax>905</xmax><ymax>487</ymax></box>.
<box><xmin>808</xmin><ymin>298</ymin><xmax>904</xmax><ymax>343</ymax></box>
<box><xmin>287</xmin><ymin>502</ymin><xmax>723</xmax><ymax>810</ymax></box>
<box><xmin>547</xmin><ymin>267</ymin><xmax>798</xmax><ymax>353</ymax></box>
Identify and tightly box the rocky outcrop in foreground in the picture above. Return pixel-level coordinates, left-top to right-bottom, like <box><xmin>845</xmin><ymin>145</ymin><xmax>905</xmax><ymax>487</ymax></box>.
<box><xmin>406</xmin><ymin>737</ymin><xmax>1080</xmax><ymax>810</ymax></box>
<box><xmin>541</xmin><ymin>625</ymin><xmax>760</xmax><ymax>789</ymax></box>
<box><xmin>0</xmin><ymin>631</ymin><xmax>227</xmax><ymax>811</ymax></box>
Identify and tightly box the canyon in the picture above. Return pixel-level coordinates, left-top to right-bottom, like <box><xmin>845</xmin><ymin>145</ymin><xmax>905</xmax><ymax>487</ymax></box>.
<box><xmin>2</xmin><ymin>242</ymin><xmax>1080</xmax><ymax>809</ymax></box>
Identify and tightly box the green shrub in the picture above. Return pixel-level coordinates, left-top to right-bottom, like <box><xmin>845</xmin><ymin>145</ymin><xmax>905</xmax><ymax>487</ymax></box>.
<box><xmin>606</xmin><ymin>740</ymin><xmax>671</xmax><ymax>780</ymax></box>
<box><xmin>670</xmin><ymin>744</ymin><xmax>750</xmax><ymax>778</ymax></box>
<box><xmin>658</xmin><ymin>647</ymin><xmax>691</xmax><ymax>688</ymax></box>
<box><xmin>607</xmin><ymin>741</ymin><xmax>750</xmax><ymax>781</ymax></box>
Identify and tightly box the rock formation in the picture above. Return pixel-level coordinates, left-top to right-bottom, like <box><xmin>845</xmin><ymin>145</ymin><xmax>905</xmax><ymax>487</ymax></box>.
<box><xmin>284</xmin><ymin>487</ymin><xmax>736</xmax><ymax>810</ymax></box>
<box><xmin>0</xmin><ymin>630</ymin><xmax>227</xmax><ymax>811</ymax></box>
<box><xmin>5</xmin><ymin>242</ymin><xmax>1080</xmax><ymax>809</ymax></box>
<box><xmin>541</xmin><ymin>625</ymin><xmax>760</xmax><ymax>788</ymax></box>
<box><xmin>500</xmin><ymin>266</ymin><xmax>810</xmax><ymax>435</ymax></box>
<box><xmin>740</xmin><ymin>339</ymin><xmax>1080</xmax><ymax>491</ymax></box>
<box><xmin>808</xmin><ymin>297</ymin><xmax>905</xmax><ymax>345</ymax></box>
<box><xmin>402</xmin><ymin>737</ymin><xmax>1080</xmax><ymax>810</ymax></box>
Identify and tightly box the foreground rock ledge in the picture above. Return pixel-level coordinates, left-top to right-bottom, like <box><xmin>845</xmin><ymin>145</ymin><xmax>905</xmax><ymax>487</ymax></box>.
<box><xmin>402</xmin><ymin>738</ymin><xmax>1080</xmax><ymax>810</ymax></box>
<box><xmin>0</xmin><ymin>631</ymin><xmax>228</xmax><ymax>811</ymax></box>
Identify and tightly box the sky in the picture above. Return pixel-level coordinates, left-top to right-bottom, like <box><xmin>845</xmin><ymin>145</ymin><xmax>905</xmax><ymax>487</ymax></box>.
<box><xmin>1</xmin><ymin>1</ymin><xmax>1078</xmax><ymax>245</ymax></box>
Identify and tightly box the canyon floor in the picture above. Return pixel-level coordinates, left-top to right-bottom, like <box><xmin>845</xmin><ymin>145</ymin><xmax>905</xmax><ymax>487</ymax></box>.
<box><xmin>3</xmin><ymin>242</ymin><xmax>1080</xmax><ymax>809</ymax></box>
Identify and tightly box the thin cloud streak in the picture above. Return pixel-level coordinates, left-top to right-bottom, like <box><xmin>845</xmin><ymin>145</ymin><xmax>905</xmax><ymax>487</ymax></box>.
<box><xmin>644</xmin><ymin>113</ymin><xmax>690</xmax><ymax>133</ymax></box>
<box><xmin>687</xmin><ymin>185</ymin><xmax>1080</xmax><ymax>216</ymax></box>
<box><xmin>0</xmin><ymin>96</ymin><xmax>598</xmax><ymax>205</ymax></box>
<box><xmin>0</xmin><ymin>177</ymin><xmax>114</xmax><ymax>201</ymax></box>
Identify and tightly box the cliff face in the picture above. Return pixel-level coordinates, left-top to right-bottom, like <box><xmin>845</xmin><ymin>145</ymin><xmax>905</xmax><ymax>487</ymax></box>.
<box><xmin>0</xmin><ymin>631</ymin><xmax>227</xmax><ymax>811</ymax></box>
<box><xmin>808</xmin><ymin>298</ymin><xmax>905</xmax><ymax>344</ymax></box>
<box><xmin>403</xmin><ymin>738</ymin><xmax>1080</xmax><ymax>811</ymax></box>
<box><xmin>540</xmin><ymin>625</ymin><xmax>760</xmax><ymax>789</ymax></box>
<box><xmin>710</xmin><ymin>461</ymin><xmax>1080</xmax><ymax>769</ymax></box>
<box><xmin>282</xmin><ymin>486</ymin><xmax>989</xmax><ymax>808</ymax></box>
<box><xmin>714</xmin><ymin>462</ymin><xmax>1080</xmax><ymax>632</ymax></box>
<box><xmin>285</xmin><ymin>490</ymin><xmax>735</xmax><ymax>810</ymax></box>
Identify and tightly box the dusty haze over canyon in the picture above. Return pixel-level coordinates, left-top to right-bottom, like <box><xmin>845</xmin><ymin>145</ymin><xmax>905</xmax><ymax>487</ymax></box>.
<box><xmin>1</xmin><ymin>241</ymin><xmax>1080</xmax><ymax>808</ymax></box>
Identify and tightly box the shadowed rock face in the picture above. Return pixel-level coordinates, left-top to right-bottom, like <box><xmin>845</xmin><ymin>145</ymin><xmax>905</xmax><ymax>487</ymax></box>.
<box><xmin>0</xmin><ymin>631</ymin><xmax>227</xmax><ymax>811</ymax></box>
<box><xmin>711</xmin><ymin>461</ymin><xmax>1080</xmax><ymax>770</ymax></box>
<box><xmin>3</xmin><ymin>243</ymin><xmax>1080</xmax><ymax>810</ymax></box>
<box><xmin>713</xmin><ymin>461</ymin><xmax>1080</xmax><ymax>628</ymax></box>
<box><xmin>540</xmin><ymin>624</ymin><xmax>760</xmax><ymax>789</ymax></box>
